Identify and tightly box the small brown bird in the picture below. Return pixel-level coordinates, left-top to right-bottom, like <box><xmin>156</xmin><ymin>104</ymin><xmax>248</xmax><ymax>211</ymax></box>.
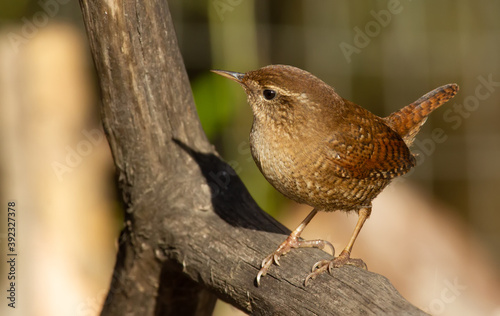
<box><xmin>212</xmin><ymin>65</ymin><xmax>458</xmax><ymax>286</ymax></box>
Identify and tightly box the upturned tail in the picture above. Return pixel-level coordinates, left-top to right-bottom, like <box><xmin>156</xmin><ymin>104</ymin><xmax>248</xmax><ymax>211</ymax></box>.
<box><xmin>384</xmin><ymin>83</ymin><xmax>459</xmax><ymax>146</ymax></box>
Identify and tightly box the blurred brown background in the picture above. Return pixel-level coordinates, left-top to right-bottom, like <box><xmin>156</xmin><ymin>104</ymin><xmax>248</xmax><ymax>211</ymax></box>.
<box><xmin>0</xmin><ymin>1</ymin><xmax>499</xmax><ymax>315</ymax></box>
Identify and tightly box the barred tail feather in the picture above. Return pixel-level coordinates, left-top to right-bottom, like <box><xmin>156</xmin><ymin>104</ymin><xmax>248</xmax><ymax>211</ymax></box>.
<box><xmin>384</xmin><ymin>84</ymin><xmax>459</xmax><ymax>146</ymax></box>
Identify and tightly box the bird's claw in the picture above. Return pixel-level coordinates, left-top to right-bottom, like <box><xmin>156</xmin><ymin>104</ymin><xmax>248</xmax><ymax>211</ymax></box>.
<box><xmin>273</xmin><ymin>254</ymin><xmax>281</xmax><ymax>266</ymax></box>
<box><xmin>256</xmin><ymin>240</ymin><xmax>294</xmax><ymax>286</ymax></box>
<box><xmin>256</xmin><ymin>235</ymin><xmax>335</xmax><ymax>286</ymax></box>
<box><xmin>304</xmin><ymin>260</ymin><xmax>330</xmax><ymax>286</ymax></box>
<box><xmin>304</xmin><ymin>250</ymin><xmax>367</xmax><ymax>286</ymax></box>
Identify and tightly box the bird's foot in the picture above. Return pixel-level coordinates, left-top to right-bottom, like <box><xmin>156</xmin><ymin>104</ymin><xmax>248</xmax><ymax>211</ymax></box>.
<box><xmin>256</xmin><ymin>235</ymin><xmax>334</xmax><ymax>286</ymax></box>
<box><xmin>304</xmin><ymin>249</ymin><xmax>367</xmax><ymax>286</ymax></box>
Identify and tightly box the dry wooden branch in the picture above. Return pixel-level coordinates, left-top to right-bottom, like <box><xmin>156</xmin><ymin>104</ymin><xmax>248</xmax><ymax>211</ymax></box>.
<box><xmin>79</xmin><ymin>0</ymin><xmax>428</xmax><ymax>315</ymax></box>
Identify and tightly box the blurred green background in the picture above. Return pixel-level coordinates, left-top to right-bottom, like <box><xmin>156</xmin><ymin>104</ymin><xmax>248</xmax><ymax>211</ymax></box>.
<box><xmin>1</xmin><ymin>1</ymin><xmax>499</xmax><ymax>316</ymax></box>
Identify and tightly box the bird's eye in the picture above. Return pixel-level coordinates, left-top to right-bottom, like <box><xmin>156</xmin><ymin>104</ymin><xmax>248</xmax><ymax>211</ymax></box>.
<box><xmin>263</xmin><ymin>89</ymin><xmax>277</xmax><ymax>100</ymax></box>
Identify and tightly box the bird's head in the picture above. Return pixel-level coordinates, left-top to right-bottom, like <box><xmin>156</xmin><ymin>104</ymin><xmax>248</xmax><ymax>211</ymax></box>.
<box><xmin>212</xmin><ymin>65</ymin><xmax>342</xmax><ymax>125</ymax></box>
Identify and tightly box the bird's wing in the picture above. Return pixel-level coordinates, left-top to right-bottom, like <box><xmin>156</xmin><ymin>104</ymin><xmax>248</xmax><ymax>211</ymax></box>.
<box><xmin>324</xmin><ymin>100</ymin><xmax>416</xmax><ymax>179</ymax></box>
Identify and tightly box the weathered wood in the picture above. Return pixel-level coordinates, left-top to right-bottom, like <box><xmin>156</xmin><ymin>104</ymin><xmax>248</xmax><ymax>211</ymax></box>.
<box><xmin>79</xmin><ymin>0</ymin><xmax>428</xmax><ymax>315</ymax></box>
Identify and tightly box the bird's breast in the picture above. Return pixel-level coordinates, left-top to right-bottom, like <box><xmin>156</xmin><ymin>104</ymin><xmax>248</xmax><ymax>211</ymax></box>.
<box><xmin>249</xmin><ymin>122</ymin><xmax>305</xmax><ymax>199</ymax></box>
<box><xmin>248</xmin><ymin>120</ymin><xmax>389</xmax><ymax>211</ymax></box>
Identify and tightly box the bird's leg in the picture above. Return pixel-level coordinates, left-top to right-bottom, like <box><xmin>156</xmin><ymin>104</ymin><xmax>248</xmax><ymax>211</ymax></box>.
<box><xmin>305</xmin><ymin>207</ymin><xmax>371</xmax><ymax>285</ymax></box>
<box><xmin>256</xmin><ymin>208</ymin><xmax>335</xmax><ymax>286</ymax></box>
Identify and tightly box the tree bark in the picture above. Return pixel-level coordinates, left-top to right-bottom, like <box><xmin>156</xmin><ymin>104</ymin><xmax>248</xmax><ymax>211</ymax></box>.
<box><xmin>79</xmin><ymin>0</ymin><xmax>428</xmax><ymax>315</ymax></box>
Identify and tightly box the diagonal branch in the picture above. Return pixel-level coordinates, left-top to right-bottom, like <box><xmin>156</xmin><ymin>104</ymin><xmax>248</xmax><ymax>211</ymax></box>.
<box><xmin>78</xmin><ymin>0</ymin><xmax>428</xmax><ymax>315</ymax></box>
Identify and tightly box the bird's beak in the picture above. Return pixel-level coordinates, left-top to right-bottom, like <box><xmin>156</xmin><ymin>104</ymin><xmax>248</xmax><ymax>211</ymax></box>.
<box><xmin>211</xmin><ymin>69</ymin><xmax>245</xmax><ymax>83</ymax></box>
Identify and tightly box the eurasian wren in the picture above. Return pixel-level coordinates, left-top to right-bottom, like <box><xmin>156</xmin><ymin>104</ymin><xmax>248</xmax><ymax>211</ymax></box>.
<box><xmin>212</xmin><ymin>65</ymin><xmax>458</xmax><ymax>286</ymax></box>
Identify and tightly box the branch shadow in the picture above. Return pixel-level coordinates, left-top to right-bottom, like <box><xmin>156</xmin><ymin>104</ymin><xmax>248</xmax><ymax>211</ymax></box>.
<box><xmin>173</xmin><ymin>138</ymin><xmax>287</xmax><ymax>234</ymax></box>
